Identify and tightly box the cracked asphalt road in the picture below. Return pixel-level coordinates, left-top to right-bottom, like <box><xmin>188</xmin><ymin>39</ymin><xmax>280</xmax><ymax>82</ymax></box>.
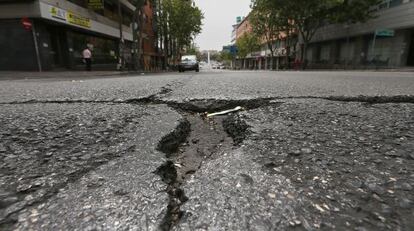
<box><xmin>0</xmin><ymin>70</ymin><xmax>413</xmax><ymax>231</ymax></box>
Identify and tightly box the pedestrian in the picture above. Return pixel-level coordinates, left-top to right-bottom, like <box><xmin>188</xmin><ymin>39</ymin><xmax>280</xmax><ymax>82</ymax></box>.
<box><xmin>82</xmin><ymin>46</ymin><xmax>92</xmax><ymax>71</ymax></box>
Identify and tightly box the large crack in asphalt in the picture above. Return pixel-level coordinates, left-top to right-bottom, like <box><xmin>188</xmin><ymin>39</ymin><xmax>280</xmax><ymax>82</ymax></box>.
<box><xmin>153</xmin><ymin>111</ymin><xmax>244</xmax><ymax>230</ymax></box>
<box><xmin>2</xmin><ymin>94</ymin><xmax>414</xmax><ymax>106</ymax></box>
<box><xmin>149</xmin><ymin>96</ymin><xmax>285</xmax><ymax>230</ymax></box>
<box><xmin>1</xmin><ymin>88</ymin><xmax>414</xmax><ymax>230</ymax></box>
<box><xmin>154</xmin><ymin>119</ymin><xmax>191</xmax><ymax>231</ymax></box>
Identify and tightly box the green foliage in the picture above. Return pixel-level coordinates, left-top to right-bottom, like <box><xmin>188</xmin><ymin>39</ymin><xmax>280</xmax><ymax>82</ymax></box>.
<box><xmin>333</xmin><ymin>0</ymin><xmax>382</xmax><ymax>23</ymax></box>
<box><xmin>283</xmin><ymin>0</ymin><xmax>380</xmax><ymax>43</ymax></box>
<box><xmin>250</xmin><ymin>0</ymin><xmax>289</xmax><ymax>36</ymax></box>
<box><xmin>221</xmin><ymin>51</ymin><xmax>235</xmax><ymax>61</ymax></box>
<box><xmin>162</xmin><ymin>0</ymin><xmax>203</xmax><ymax>51</ymax></box>
<box><xmin>236</xmin><ymin>33</ymin><xmax>260</xmax><ymax>58</ymax></box>
<box><xmin>250</xmin><ymin>0</ymin><xmax>380</xmax><ymax>64</ymax></box>
<box><xmin>248</xmin><ymin>0</ymin><xmax>380</xmax><ymax>67</ymax></box>
<box><xmin>250</xmin><ymin>0</ymin><xmax>293</xmax><ymax>57</ymax></box>
<box><xmin>185</xmin><ymin>44</ymin><xmax>202</xmax><ymax>60</ymax></box>
<box><xmin>210</xmin><ymin>52</ymin><xmax>222</xmax><ymax>62</ymax></box>
<box><xmin>186</xmin><ymin>46</ymin><xmax>199</xmax><ymax>55</ymax></box>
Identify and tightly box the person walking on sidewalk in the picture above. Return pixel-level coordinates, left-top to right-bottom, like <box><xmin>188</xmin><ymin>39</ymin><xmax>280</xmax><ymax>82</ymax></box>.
<box><xmin>82</xmin><ymin>46</ymin><xmax>92</xmax><ymax>71</ymax></box>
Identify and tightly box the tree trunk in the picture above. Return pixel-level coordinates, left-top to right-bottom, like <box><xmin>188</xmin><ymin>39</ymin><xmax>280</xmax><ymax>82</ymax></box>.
<box><xmin>285</xmin><ymin>46</ymin><xmax>290</xmax><ymax>69</ymax></box>
<box><xmin>270</xmin><ymin>56</ymin><xmax>274</xmax><ymax>70</ymax></box>
<box><xmin>285</xmin><ymin>35</ymin><xmax>291</xmax><ymax>69</ymax></box>
<box><xmin>135</xmin><ymin>6</ymin><xmax>144</xmax><ymax>71</ymax></box>
<box><xmin>276</xmin><ymin>57</ymin><xmax>279</xmax><ymax>70</ymax></box>
<box><xmin>270</xmin><ymin>54</ymin><xmax>274</xmax><ymax>70</ymax></box>
<box><xmin>302</xmin><ymin>41</ymin><xmax>308</xmax><ymax>70</ymax></box>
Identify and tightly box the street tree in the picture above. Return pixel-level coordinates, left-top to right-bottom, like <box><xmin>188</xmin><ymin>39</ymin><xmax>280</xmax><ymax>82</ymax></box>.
<box><xmin>236</xmin><ymin>33</ymin><xmax>260</xmax><ymax>69</ymax></box>
<box><xmin>250</xmin><ymin>0</ymin><xmax>292</xmax><ymax>69</ymax></box>
<box><xmin>221</xmin><ymin>51</ymin><xmax>235</xmax><ymax>62</ymax></box>
<box><xmin>284</xmin><ymin>0</ymin><xmax>380</xmax><ymax>68</ymax></box>
<box><xmin>333</xmin><ymin>0</ymin><xmax>383</xmax><ymax>23</ymax></box>
<box><xmin>220</xmin><ymin>51</ymin><xmax>236</xmax><ymax>68</ymax></box>
<box><xmin>185</xmin><ymin>44</ymin><xmax>203</xmax><ymax>60</ymax></box>
<box><xmin>161</xmin><ymin>0</ymin><xmax>203</xmax><ymax>64</ymax></box>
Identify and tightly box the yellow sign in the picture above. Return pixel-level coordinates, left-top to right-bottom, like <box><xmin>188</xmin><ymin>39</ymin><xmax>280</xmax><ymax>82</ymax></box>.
<box><xmin>67</xmin><ymin>11</ymin><xmax>91</xmax><ymax>28</ymax></box>
<box><xmin>49</xmin><ymin>6</ymin><xmax>91</xmax><ymax>28</ymax></box>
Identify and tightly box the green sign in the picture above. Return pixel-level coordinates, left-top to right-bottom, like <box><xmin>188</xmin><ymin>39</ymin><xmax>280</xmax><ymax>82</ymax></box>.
<box><xmin>88</xmin><ymin>0</ymin><xmax>104</xmax><ymax>10</ymax></box>
<box><xmin>375</xmin><ymin>29</ymin><xmax>395</xmax><ymax>37</ymax></box>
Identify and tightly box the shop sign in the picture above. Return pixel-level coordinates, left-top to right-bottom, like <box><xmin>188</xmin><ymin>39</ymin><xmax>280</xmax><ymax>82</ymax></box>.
<box><xmin>49</xmin><ymin>6</ymin><xmax>90</xmax><ymax>28</ymax></box>
<box><xmin>375</xmin><ymin>29</ymin><xmax>394</xmax><ymax>37</ymax></box>
<box><xmin>88</xmin><ymin>0</ymin><xmax>104</xmax><ymax>10</ymax></box>
<box><xmin>50</xmin><ymin>6</ymin><xmax>67</xmax><ymax>21</ymax></box>
<box><xmin>251</xmin><ymin>51</ymin><xmax>261</xmax><ymax>57</ymax></box>
<box><xmin>67</xmin><ymin>12</ymin><xmax>91</xmax><ymax>28</ymax></box>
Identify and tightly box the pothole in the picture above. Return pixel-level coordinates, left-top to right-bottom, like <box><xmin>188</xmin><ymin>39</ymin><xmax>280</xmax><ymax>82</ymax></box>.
<box><xmin>223</xmin><ymin>113</ymin><xmax>250</xmax><ymax>145</ymax></box>
<box><xmin>156</xmin><ymin>119</ymin><xmax>191</xmax><ymax>156</ymax></box>
<box><xmin>154</xmin><ymin>112</ymin><xmax>235</xmax><ymax>230</ymax></box>
<box><xmin>167</xmin><ymin>98</ymin><xmax>277</xmax><ymax>113</ymax></box>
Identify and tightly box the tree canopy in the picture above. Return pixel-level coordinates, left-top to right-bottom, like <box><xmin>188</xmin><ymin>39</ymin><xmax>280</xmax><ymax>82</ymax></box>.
<box><xmin>162</xmin><ymin>0</ymin><xmax>203</xmax><ymax>56</ymax></box>
<box><xmin>250</xmin><ymin>0</ymin><xmax>288</xmax><ymax>56</ymax></box>
<box><xmin>236</xmin><ymin>33</ymin><xmax>260</xmax><ymax>58</ymax></box>
<box><xmin>250</xmin><ymin>0</ymin><xmax>381</xmax><ymax>65</ymax></box>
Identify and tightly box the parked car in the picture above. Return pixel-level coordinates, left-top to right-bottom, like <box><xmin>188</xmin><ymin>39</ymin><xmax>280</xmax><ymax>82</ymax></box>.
<box><xmin>178</xmin><ymin>55</ymin><xmax>199</xmax><ymax>72</ymax></box>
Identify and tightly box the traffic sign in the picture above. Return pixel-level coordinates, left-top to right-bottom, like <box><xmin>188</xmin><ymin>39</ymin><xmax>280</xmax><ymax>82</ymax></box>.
<box><xmin>21</xmin><ymin>17</ymin><xmax>32</xmax><ymax>31</ymax></box>
<box><xmin>375</xmin><ymin>29</ymin><xmax>394</xmax><ymax>37</ymax></box>
<box><xmin>222</xmin><ymin>45</ymin><xmax>238</xmax><ymax>55</ymax></box>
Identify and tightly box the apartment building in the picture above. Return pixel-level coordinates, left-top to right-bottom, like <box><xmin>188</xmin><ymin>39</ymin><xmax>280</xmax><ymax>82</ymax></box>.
<box><xmin>141</xmin><ymin>0</ymin><xmax>163</xmax><ymax>71</ymax></box>
<box><xmin>234</xmin><ymin>15</ymin><xmax>258</xmax><ymax>69</ymax></box>
<box><xmin>0</xmin><ymin>0</ymin><xmax>137</xmax><ymax>70</ymax></box>
<box><xmin>234</xmin><ymin>15</ymin><xmax>297</xmax><ymax>70</ymax></box>
<box><xmin>305</xmin><ymin>0</ymin><xmax>414</xmax><ymax>68</ymax></box>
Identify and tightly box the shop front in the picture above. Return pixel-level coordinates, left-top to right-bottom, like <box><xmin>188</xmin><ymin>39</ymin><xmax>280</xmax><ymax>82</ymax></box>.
<box><xmin>407</xmin><ymin>29</ymin><xmax>414</xmax><ymax>66</ymax></box>
<box><xmin>0</xmin><ymin>1</ymin><xmax>133</xmax><ymax>71</ymax></box>
<box><xmin>40</xmin><ymin>4</ymin><xmax>127</xmax><ymax>70</ymax></box>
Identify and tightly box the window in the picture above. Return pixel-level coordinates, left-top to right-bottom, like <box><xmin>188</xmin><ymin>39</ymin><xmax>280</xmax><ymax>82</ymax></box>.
<box><xmin>70</xmin><ymin>31</ymin><xmax>118</xmax><ymax>65</ymax></box>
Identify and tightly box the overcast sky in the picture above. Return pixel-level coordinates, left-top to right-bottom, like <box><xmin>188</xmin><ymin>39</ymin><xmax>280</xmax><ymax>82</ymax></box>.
<box><xmin>193</xmin><ymin>0</ymin><xmax>251</xmax><ymax>51</ymax></box>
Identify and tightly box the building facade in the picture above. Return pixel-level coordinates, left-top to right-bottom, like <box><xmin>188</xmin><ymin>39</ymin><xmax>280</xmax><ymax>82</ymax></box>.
<box><xmin>234</xmin><ymin>15</ymin><xmax>297</xmax><ymax>70</ymax></box>
<box><xmin>232</xmin><ymin>0</ymin><xmax>413</xmax><ymax>70</ymax></box>
<box><xmin>0</xmin><ymin>0</ymin><xmax>159</xmax><ymax>71</ymax></box>
<box><xmin>305</xmin><ymin>0</ymin><xmax>414</xmax><ymax>68</ymax></box>
<box><xmin>234</xmin><ymin>15</ymin><xmax>257</xmax><ymax>69</ymax></box>
<box><xmin>141</xmin><ymin>0</ymin><xmax>162</xmax><ymax>71</ymax></box>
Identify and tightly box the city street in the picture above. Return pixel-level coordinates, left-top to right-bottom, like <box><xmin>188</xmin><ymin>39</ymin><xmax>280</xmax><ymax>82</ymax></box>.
<box><xmin>1</xmin><ymin>70</ymin><xmax>413</xmax><ymax>231</ymax></box>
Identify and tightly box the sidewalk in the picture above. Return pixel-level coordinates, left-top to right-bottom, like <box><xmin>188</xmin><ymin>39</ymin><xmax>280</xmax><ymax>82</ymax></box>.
<box><xmin>229</xmin><ymin>67</ymin><xmax>414</xmax><ymax>72</ymax></box>
<box><xmin>0</xmin><ymin>71</ymin><xmax>131</xmax><ymax>80</ymax></box>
